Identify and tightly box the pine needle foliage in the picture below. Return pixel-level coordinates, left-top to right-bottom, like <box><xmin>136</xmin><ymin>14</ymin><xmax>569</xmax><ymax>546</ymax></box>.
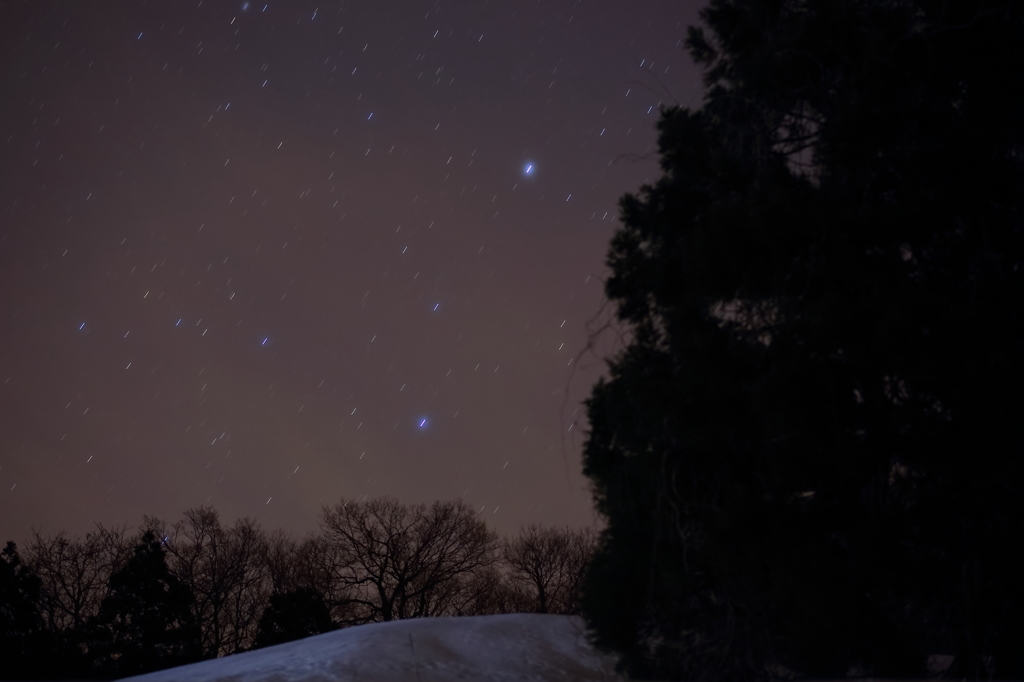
<box><xmin>581</xmin><ymin>2</ymin><xmax>1024</xmax><ymax>679</ymax></box>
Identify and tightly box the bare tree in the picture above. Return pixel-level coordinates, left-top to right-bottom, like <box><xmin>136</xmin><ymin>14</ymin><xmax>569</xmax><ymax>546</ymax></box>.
<box><xmin>219</xmin><ymin>517</ymin><xmax>268</xmax><ymax>654</ymax></box>
<box><xmin>298</xmin><ymin>533</ymin><xmax>360</xmax><ymax>624</ymax></box>
<box><xmin>162</xmin><ymin>508</ymin><xmax>269</xmax><ymax>656</ymax></box>
<box><xmin>502</xmin><ymin>525</ymin><xmax>597</xmax><ymax>615</ymax></box>
<box><xmin>318</xmin><ymin>497</ymin><xmax>498</xmax><ymax>623</ymax></box>
<box><xmin>263</xmin><ymin>529</ymin><xmax>301</xmax><ymax>595</ymax></box>
<box><xmin>445</xmin><ymin>564</ymin><xmax>534</xmax><ymax>616</ymax></box>
<box><xmin>26</xmin><ymin>524</ymin><xmax>133</xmax><ymax>633</ymax></box>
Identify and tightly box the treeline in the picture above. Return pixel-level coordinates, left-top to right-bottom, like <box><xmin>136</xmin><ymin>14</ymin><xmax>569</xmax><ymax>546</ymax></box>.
<box><xmin>0</xmin><ymin>497</ymin><xmax>596</xmax><ymax>680</ymax></box>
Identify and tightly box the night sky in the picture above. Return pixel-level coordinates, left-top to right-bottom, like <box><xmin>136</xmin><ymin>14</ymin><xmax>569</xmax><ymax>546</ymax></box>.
<box><xmin>0</xmin><ymin>0</ymin><xmax>704</xmax><ymax>543</ymax></box>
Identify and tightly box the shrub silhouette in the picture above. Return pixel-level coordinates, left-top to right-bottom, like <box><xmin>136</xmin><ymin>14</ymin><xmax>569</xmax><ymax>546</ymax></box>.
<box><xmin>253</xmin><ymin>586</ymin><xmax>335</xmax><ymax>649</ymax></box>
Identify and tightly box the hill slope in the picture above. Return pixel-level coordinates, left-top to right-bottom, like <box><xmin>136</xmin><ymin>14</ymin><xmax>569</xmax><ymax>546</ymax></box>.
<box><xmin>120</xmin><ymin>613</ymin><xmax>624</xmax><ymax>682</ymax></box>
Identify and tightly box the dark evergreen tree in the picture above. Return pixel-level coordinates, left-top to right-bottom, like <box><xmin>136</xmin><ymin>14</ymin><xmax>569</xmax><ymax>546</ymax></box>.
<box><xmin>90</xmin><ymin>531</ymin><xmax>201</xmax><ymax>677</ymax></box>
<box><xmin>581</xmin><ymin>1</ymin><xmax>1024</xmax><ymax>680</ymax></box>
<box><xmin>0</xmin><ymin>542</ymin><xmax>49</xmax><ymax>680</ymax></box>
<box><xmin>252</xmin><ymin>586</ymin><xmax>334</xmax><ymax>649</ymax></box>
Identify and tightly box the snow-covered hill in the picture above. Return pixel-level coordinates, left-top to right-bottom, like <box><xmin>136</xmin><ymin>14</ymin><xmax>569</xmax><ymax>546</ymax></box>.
<box><xmin>120</xmin><ymin>614</ymin><xmax>625</xmax><ymax>682</ymax></box>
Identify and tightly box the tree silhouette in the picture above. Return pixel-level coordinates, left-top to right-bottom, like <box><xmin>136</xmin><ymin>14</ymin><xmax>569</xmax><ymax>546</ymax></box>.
<box><xmin>502</xmin><ymin>525</ymin><xmax>595</xmax><ymax>615</ymax></box>
<box><xmin>252</xmin><ymin>586</ymin><xmax>334</xmax><ymax>649</ymax></box>
<box><xmin>0</xmin><ymin>542</ymin><xmax>49</xmax><ymax>680</ymax></box>
<box><xmin>91</xmin><ymin>531</ymin><xmax>201</xmax><ymax>677</ymax></box>
<box><xmin>581</xmin><ymin>1</ymin><xmax>1024</xmax><ymax>680</ymax></box>
<box><xmin>318</xmin><ymin>498</ymin><xmax>498</xmax><ymax>624</ymax></box>
<box><xmin>26</xmin><ymin>525</ymin><xmax>133</xmax><ymax>636</ymax></box>
<box><xmin>159</xmin><ymin>508</ymin><xmax>269</xmax><ymax>657</ymax></box>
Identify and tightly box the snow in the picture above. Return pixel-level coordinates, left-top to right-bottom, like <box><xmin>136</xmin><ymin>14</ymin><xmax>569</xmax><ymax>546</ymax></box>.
<box><xmin>120</xmin><ymin>614</ymin><xmax>625</xmax><ymax>682</ymax></box>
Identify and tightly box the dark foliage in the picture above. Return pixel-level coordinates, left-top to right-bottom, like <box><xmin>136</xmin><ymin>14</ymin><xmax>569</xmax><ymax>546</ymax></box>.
<box><xmin>89</xmin><ymin>531</ymin><xmax>202</xmax><ymax>678</ymax></box>
<box><xmin>581</xmin><ymin>1</ymin><xmax>1024</xmax><ymax>680</ymax></box>
<box><xmin>253</xmin><ymin>586</ymin><xmax>335</xmax><ymax>649</ymax></box>
<box><xmin>0</xmin><ymin>542</ymin><xmax>48</xmax><ymax>680</ymax></box>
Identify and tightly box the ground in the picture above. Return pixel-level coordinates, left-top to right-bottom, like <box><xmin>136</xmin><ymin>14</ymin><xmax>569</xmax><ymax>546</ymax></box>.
<box><xmin>119</xmin><ymin>613</ymin><xmax>624</xmax><ymax>682</ymax></box>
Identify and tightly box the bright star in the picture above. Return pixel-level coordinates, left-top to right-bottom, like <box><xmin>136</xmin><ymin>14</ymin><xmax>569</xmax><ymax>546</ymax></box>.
<box><xmin>523</xmin><ymin>162</ymin><xmax>534</xmax><ymax>175</ymax></box>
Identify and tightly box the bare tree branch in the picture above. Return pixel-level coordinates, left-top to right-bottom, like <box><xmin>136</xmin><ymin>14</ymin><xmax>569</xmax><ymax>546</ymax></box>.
<box><xmin>318</xmin><ymin>497</ymin><xmax>498</xmax><ymax>624</ymax></box>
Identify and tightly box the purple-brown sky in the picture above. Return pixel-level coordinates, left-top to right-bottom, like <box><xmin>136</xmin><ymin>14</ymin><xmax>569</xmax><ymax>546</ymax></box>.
<box><xmin>0</xmin><ymin>0</ymin><xmax>705</xmax><ymax>543</ymax></box>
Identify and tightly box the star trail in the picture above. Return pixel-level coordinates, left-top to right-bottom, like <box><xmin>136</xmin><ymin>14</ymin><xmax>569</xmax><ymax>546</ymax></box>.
<box><xmin>0</xmin><ymin>0</ymin><xmax>703</xmax><ymax>541</ymax></box>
